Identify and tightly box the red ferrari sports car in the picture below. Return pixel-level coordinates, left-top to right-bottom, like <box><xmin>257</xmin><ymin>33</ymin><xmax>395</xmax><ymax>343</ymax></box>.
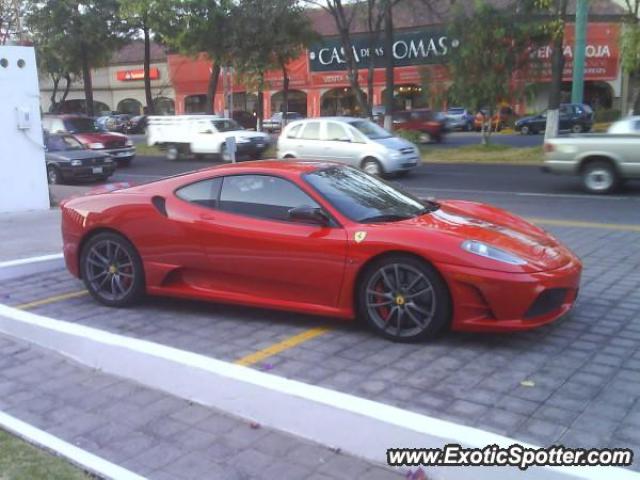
<box><xmin>60</xmin><ymin>161</ymin><xmax>582</xmax><ymax>341</ymax></box>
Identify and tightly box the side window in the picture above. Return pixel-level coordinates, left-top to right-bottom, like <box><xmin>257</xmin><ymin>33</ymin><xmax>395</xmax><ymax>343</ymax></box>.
<box><xmin>175</xmin><ymin>177</ymin><xmax>222</xmax><ymax>209</ymax></box>
<box><xmin>349</xmin><ymin>126</ymin><xmax>367</xmax><ymax>143</ymax></box>
<box><xmin>286</xmin><ymin>124</ymin><xmax>302</xmax><ymax>138</ymax></box>
<box><xmin>634</xmin><ymin>120</ymin><xmax>640</xmax><ymax>132</ymax></box>
<box><xmin>300</xmin><ymin>122</ymin><xmax>321</xmax><ymax>140</ymax></box>
<box><xmin>325</xmin><ymin>122</ymin><xmax>349</xmax><ymax>141</ymax></box>
<box><xmin>219</xmin><ymin>175</ymin><xmax>320</xmax><ymax>222</ymax></box>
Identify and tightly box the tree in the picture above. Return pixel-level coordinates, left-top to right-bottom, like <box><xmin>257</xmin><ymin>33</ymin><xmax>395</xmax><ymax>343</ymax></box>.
<box><xmin>26</xmin><ymin>0</ymin><xmax>125</xmax><ymax>117</ymax></box>
<box><xmin>543</xmin><ymin>0</ymin><xmax>569</xmax><ymax>140</ymax></box>
<box><xmin>448</xmin><ymin>0</ymin><xmax>546</xmax><ymax>145</ymax></box>
<box><xmin>35</xmin><ymin>43</ymin><xmax>78</xmax><ymax>112</ymax></box>
<box><xmin>156</xmin><ymin>0</ymin><xmax>232</xmax><ymax>114</ymax></box>
<box><xmin>1</xmin><ymin>0</ymin><xmax>24</xmax><ymax>45</ymax></box>
<box><xmin>119</xmin><ymin>0</ymin><xmax>165</xmax><ymax>115</ymax></box>
<box><xmin>621</xmin><ymin>0</ymin><xmax>640</xmax><ymax>114</ymax></box>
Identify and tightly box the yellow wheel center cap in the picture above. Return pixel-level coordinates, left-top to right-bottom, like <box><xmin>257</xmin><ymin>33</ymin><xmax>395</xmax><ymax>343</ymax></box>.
<box><xmin>395</xmin><ymin>295</ymin><xmax>405</xmax><ymax>306</ymax></box>
<box><xmin>108</xmin><ymin>265</ymin><xmax>118</xmax><ymax>274</ymax></box>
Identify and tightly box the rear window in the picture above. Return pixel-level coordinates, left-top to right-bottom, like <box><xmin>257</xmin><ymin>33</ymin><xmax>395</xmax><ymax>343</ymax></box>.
<box><xmin>63</xmin><ymin>118</ymin><xmax>101</xmax><ymax>133</ymax></box>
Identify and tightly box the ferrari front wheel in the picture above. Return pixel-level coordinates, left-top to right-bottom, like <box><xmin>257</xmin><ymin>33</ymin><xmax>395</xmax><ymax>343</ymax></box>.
<box><xmin>358</xmin><ymin>255</ymin><xmax>451</xmax><ymax>342</ymax></box>
<box><xmin>81</xmin><ymin>232</ymin><xmax>144</xmax><ymax>307</ymax></box>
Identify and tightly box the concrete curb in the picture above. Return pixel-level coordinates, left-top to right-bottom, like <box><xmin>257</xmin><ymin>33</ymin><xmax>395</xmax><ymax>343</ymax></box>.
<box><xmin>0</xmin><ymin>254</ymin><xmax>64</xmax><ymax>281</ymax></box>
<box><xmin>0</xmin><ymin>304</ymin><xmax>637</xmax><ymax>480</ymax></box>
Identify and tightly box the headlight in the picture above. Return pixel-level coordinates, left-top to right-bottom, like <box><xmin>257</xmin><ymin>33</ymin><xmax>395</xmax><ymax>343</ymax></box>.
<box><xmin>70</xmin><ymin>159</ymin><xmax>82</xmax><ymax>166</ymax></box>
<box><xmin>461</xmin><ymin>240</ymin><xmax>527</xmax><ymax>265</ymax></box>
<box><xmin>88</xmin><ymin>142</ymin><xmax>104</xmax><ymax>149</ymax></box>
<box><xmin>125</xmin><ymin>139</ymin><xmax>133</xmax><ymax>147</ymax></box>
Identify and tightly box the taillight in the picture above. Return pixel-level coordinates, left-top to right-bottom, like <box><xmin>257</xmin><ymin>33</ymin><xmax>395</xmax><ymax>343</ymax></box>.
<box><xmin>543</xmin><ymin>143</ymin><xmax>554</xmax><ymax>153</ymax></box>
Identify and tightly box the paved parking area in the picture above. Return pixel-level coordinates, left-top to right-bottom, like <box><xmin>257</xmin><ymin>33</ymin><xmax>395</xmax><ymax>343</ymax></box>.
<box><xmin>2</xmin><ymin>222</ymin><xmax>640</xmax><ymax>472</ymax></box>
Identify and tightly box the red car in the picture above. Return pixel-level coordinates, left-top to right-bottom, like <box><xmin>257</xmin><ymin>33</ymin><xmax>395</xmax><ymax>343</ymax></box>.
<box><xmin>392</xmin><ymin>109</ymin><xmax>446</xmax><ymax>143</ymax></box>
<box><xmin>61</xmin><ymin>161</ymin><xmax>581</xmax><ymax>342</ymax></box>
<box><xmin>42</xmin><ymin>115</ymin><xmax>136</xmax><ymax>166</ymax></box>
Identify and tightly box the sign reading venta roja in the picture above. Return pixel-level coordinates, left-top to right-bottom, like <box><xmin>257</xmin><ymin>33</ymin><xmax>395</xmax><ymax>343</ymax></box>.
<box><xmin>308</xmin><ymin>28</ymin><xmax>454</xmax><ymax>72</ymax></box>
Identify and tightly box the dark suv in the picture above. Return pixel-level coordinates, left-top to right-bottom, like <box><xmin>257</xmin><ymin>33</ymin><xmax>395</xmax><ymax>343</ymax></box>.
<box><xmin>515</xmin><ymin>103</ymin><xmax>594</xmax><ymax>135</ymax></box>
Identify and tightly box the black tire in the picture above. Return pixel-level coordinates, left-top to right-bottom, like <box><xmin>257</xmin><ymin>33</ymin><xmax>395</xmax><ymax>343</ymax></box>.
<box><xmin>361</xmin><ymin>157</ymin><xmax>384</xmax><ymax>176</ymax></box>
<box><xmin>581</xmin><ymin>160</ymin><xmax>619</xmax><ymax>194</ymax></box>
<box><xmin>283</xmin><ymin>154</ymin><xmax>296</xmax><ymax>159</ymax></box>
<box><xmin>47</xmin><ymin>165</ymin><xmax>62</xmax><ymax>185</ymax></box>
<box><xmin>80</xmin><ymin>232</ymin><xmax>145</xmax><ymax>307</ymax></box>
<box><xmin>571</xmin><ymin>124</ymin><xmax>584</xmax><ymax>134</ymax></box>
<box><xmin>357</xmin><ymin>254</ymin><xmax>451</xmax><ymax>342</ymax></box>
<box><xmin>520</xmin><ymin>125</ymin><xmax>530</xmax><ymax>135</ymax></box>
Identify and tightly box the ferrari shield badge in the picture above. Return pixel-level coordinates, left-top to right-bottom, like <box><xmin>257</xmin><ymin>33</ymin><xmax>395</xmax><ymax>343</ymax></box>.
<box><xmin>354</xmin><ymin>231</ymin><xmax>367</xmax><ymax>243</ymax></box>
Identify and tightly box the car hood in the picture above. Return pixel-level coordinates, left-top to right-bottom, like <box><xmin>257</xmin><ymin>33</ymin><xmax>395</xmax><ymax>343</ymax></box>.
<box><xmin>408</xmin><ymin>200</ymin><xmax>576</xmax><ymax>272</ymax></box>
<box><xmin>373</xmin><ymin>136</ymin><xmax>415</xmax><ymax>150</ymax></box>
<box><xmin>516</xmin><ymin>115</ymin><xmax>539</xmax><ymax>125</ymax></box>
<box><xmin>73</xmin><ymin>132</ymin><xmax>127</xmax><ymax>144</ymax></box>
<box><xmin>224</xmin><ymin>130</ymin><xmax>270</xmax><ymax>141</ymax></box>
<box><xmin>46</xmin><ymin>150</ymin><xmax>108</xmax><ymax>162</ymax></box>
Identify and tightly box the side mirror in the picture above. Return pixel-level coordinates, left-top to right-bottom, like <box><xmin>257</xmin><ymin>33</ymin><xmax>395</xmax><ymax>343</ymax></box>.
<box><xmin>288</xmin><ymin>206</ymin><xmax>330</xmax><ymax>226</ymax></box>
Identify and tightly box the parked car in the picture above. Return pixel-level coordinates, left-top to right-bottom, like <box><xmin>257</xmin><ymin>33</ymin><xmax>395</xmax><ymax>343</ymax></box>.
<box><xmin>61</xmin><ymin>161</ymin><xmax>581</xmax><ymax>342</ymax></box>
<box><xmin>42</xmin><ymin>115</ymin><xmax>136</xmax><ymax>166</ymax></box>
<box><xmin>515</xmin><ymin>103</ymin><xmax>594</xmax><ymax>135</ymax></box>
<box><xmin>445</xmin><ymin>107</ymin><xmax>474</xmax><ymax>131</ymax></box>
<box><xmin>474</xmin><ymin>106</ymin><xmax>518</xmax><ymax>131</ymax></box>
<box><xmin>128</xmin><ymin>115</ymin><xmax>148</xmax><ymax>134</ymax></box>
<box><xmin>263</xmin><ymin>112</ymin><xmax>304</xmax><ymax>133</ymax></box>
<box><xmin>146</xmin><ymin>115</ymin><xmax>270</xmax><ymax>161</ymax></box>
<box><xmin>543</xmin><ymin>133</ymin><xmax>640</xmax><ymax>193</ymax></box>
<box><xmin>96</xmin><ymin>113</ymin><xmax>132</xmax><ymax>133</ymax></box>
<box><xmin>232</xmin><ymin>110</ymin><xmax>257</xmax><ymax>130</ymax></box>
<box><xmin>277</xmin><ymin>117</ymin><xmax>420</xmax><ymax>176</ymax></box>
<box><xmin>44</xmin><ymin>133</ymin><xmax>115</xmax><ymax>185</ymax></box>
<box><xmin>392</xmin><ymin>109</ymin><xmax>447</xmax><ymax>143</ymax></box>
<box><xmin>607</xmin><ymin>116</ymin><xmax>640</xmax><ymax>134</ymax></box>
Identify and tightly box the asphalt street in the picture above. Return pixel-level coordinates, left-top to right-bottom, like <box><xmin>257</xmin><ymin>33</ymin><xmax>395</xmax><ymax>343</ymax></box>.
<box><xmin>106</xmin><ymin>154</ymin><xmax>640</xmax><ymax>226</ymax></box>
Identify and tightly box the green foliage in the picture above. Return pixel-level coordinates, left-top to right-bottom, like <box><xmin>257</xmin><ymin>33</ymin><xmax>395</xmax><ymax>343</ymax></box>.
<box><xmin>593</xmin><ymin>108</ymin><xmax>621</xmax><ymax>123</ymax></box>
<box><xmin>621</xmin><ymin>22</ymin><xmax>640</xmax><ymax>74</ymax></box>
<box><xmin>395</xmin><ymin>129</ymin><xmax>422</xmax><ymax>144</ymax></box>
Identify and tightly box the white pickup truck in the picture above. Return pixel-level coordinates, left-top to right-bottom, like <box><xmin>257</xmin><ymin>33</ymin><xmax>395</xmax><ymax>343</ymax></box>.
<box><xmin>147</xmin><ymin>115</ymin><xmax>270</xmax><ymax>161</ymax></box>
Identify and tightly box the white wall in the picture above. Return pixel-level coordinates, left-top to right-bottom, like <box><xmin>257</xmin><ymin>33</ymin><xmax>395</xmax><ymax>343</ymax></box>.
<box><xmin>0</xmin><ymin>46</ymin><xmax>50</xmax><ymax>213</ymax></box>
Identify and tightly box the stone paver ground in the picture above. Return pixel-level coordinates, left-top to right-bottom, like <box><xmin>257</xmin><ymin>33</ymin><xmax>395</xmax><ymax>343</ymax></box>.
<box><xmin>0</xmin><ymin>334</ymin><xmax>402</xmax><ymax>480</ymax></box>
<box><xmin>1</xmin><ymin>224</ymin><xmax>640</xmax><ymax>472</ymax></box>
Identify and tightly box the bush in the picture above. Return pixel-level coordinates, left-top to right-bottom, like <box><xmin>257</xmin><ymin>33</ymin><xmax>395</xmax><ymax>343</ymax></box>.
<box><xmin>594</xmin><ymin>109</ymin><xmax>621</xmax><ymax>123</ymax></box>
<box><xmin>394</xmin><ymin>129</ymin><xmax>423</xmax><ymax>144</ymax></box>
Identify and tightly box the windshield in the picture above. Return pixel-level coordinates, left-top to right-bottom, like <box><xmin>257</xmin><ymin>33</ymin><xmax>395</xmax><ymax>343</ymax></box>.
<box><xmin>212</xmin><ymin>119</ymin><xmax>242</xmax><ymax>132</ymax></box>
<box><xmin>304</xmin><ymin>166</ymin><xmax>437</xmax><ymax>223</ymax></box>
<box><xmin>46</xmin><ymin>135</ymin><xmax>84</xmax><ymax>152</ymax></box>
<box><xmin>448</xmin><ymin>108</ymin><xmax>465</xmax><ymax>115</ymax></box>
<box><xmin>63</xmin><ymin>118</ymin><xmax>102</xmax><ymax>133</ymax></box>
<box><xmin>348</xmin><ymin>120</ymin><xmax>392</xmax><ymax>139</ymax></box>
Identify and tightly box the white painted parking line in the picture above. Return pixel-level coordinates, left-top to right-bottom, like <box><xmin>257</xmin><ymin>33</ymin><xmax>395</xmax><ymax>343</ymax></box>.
<box><xmin>0</xmin><ymin>303</ymin><xmax>637</xmax><ymax>480</ymax></box>
<box><xmin>0</xmin><ymin>253</ymin><xmax>63</xmax><ymax>269</ymax></box>
<box><xmin>409</xmin><ymin>186</ymin><xmax>639</xmax><ymax>201</ymax></box>
<box><xmin>0</xmin><ymin>411</ymin><xmax>146</xmax><ymax>480</ymax></box>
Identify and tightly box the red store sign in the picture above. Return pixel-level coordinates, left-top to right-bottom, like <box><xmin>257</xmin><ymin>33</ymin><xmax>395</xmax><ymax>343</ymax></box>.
<box><xmin>117</xmin><ymin>67</ymin><xmax>160</xmax><ymax>81</ymax></box>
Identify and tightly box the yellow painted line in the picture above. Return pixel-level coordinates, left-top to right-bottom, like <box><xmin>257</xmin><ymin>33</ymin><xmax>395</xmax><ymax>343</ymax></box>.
<box><xmin>234</xmin><ymin>327</ymin><xmax>331</xmax><ymax>367</ymax></box>
<box><xmin>15</xmin><ymin>290</ymin><xmax>89</xmax><ymax>310</ymax></box>
<box><xmin>526</xmin><ymin>217</ymin><xmax>640</xmax><ymax>233</ymax></box>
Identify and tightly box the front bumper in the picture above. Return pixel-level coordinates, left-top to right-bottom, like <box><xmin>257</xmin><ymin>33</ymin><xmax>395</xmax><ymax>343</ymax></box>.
<box><xmin>236</xmin><ymin>139</ymin><xmax>270</xmax><ymax>158</ymax></box>
<box><xmin>59</xmin><ymin>164</ymin><xmax>116</xmax><ymax>180</ymax></box>
<box><xmin>94</xmin><ymin>147</ymin><xmax>136</xmax><ymax>161</ymax></box>
<box><xmin>437</xmin><ymin>258</ymin><xmax>582</xmax><ymax>332</ymax></box>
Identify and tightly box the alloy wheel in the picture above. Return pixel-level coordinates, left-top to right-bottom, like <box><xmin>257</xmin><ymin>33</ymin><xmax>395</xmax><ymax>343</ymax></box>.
<box><xmin>584</xmin><ymin>167</ymin><xmax>614</xmax><ymax>192</ymax></box>
<box><xmin>85</xmin><ymin>239</ymin><xmax>136</xmax><ymax>302</ymax></box>
<box><xmin>365</xmin><ymin>263</ymin><xmax>436</xmax><ymax>339</ymax></box>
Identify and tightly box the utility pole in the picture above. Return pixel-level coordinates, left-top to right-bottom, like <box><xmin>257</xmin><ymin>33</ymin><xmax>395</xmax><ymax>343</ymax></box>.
<box><xmin>571</xmin><ymin>0</ymin><xmax>588</xmax><ymax>104</ymax></box>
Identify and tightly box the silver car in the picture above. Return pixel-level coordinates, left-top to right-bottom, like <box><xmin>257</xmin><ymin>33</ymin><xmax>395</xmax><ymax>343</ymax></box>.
<box><xmin>277</xmin><ymin>117</ymin><xmax>420</xmax><ymax>176</ymax></box>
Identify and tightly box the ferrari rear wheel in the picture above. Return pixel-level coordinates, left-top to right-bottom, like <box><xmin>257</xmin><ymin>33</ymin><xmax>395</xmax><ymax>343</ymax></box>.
<box><xmin>358</xmin><ymin>255</ymin><xmax>451</xmax><ymax>342</ymax></box>
<box><xmin>81</xmin><ymin>232</ymin><xmax>144</xmax><ymax>307</ymax></box>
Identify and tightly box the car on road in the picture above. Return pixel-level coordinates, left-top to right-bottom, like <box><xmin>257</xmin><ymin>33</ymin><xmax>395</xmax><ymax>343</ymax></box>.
<box><xmin>96</xmin><ymin>113</ymin><xmax>132</xmax><ymax>133</ymax></box>
<box><xmin>607</xmin><ymin>116</ymin><xmax>640</xmax><ymax>134</ymax></box>
<box><xmin>444</xmin><ymin>107</ymin><xmax>474</xmax><ymax>131</ymax></box>
<box><xmin>515</xmin><ymin>103</ymin><xmax>594</xmax><ymax>135</ymax></box>
<box><xmin>391</xmin><ymin>109</ymin><xmax>447</xmax><ymax>143</ymax></box>
<box><xmin>146</xmin><ymin>115</ymin><xmax>270</xmax><ymax>161</ymax></box>
<box><xmin>277</xmin><ymin>117</ymin><xmax>420</xmax><ymax>176</ymax></box>
<box><xmin>44</xmin><ymin>133</ymin><xmax>115</xmax><ymax>185</ymax></box>
<box><xmin>127</xmin><ymin>115</ymin><xmax>148</xmax><ymax>134</ymax></box>
<box><xmin>543</xmin><ymin>133</ymin><xmax>640</xmax><ymax>193</ymax></box>
<box><xmin>263</xmin><ymin>112</ymin><xmax>304</xmax><ymax>133</ymax></box>
<box><xmin>61</xmin><ymin>161</ymin><xmax>582</xmax><ymax>342</ymax></box>
<box><xmin>42</xmin><ymin>115</ymin><xmax>136</xmax><ymax>166</ymax></box>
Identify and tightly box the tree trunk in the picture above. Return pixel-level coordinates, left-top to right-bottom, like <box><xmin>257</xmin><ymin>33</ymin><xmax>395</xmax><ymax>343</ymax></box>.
<box><xmin>257</xmin><ymin>74</ymin><xmax>265</xmax><ymax>131</ymax></box>
<box><xmin>80</xmin><ymin>43</ymin><xmax>94</xmax><ymax>117</ymax></box>
<box><xmin>50</xmin><ymin>75</ymin><xmax>60</xmax><ymax>113</ymax></box>
<box><xmin>383</xmin><ymin>0</ymin><xmax>394</xmax><ymax>131</ymax></box>
<box><xmin>207</xmin><ymin>63</ymin><xmax>221</xmax><ymax>114</ymax></box>
<box><xmin>281</xmin><ymin>61</ymin><xmax>289</xmax><ymax>128</ymax></box>
<box><xmin>544</xmin><ymin>0</ymin><xmax>568</xmax><ymax>140</ymax></box>
<box><xmin>61</xmin><ymin>74</ymin><xmax>72</xmax><ymax>105</ymax></box>
<box><xmin>143</xmin><ymin>24</ymin><xmax>154</xmax><ymax>115</ymax></box>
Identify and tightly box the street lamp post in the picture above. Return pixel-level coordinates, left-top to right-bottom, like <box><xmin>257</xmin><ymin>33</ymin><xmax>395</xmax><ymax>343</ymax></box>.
<box><xmin>571</xmin><ymin>0</ymin><xmax>588</xmax><ymax>105</ymax></box>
